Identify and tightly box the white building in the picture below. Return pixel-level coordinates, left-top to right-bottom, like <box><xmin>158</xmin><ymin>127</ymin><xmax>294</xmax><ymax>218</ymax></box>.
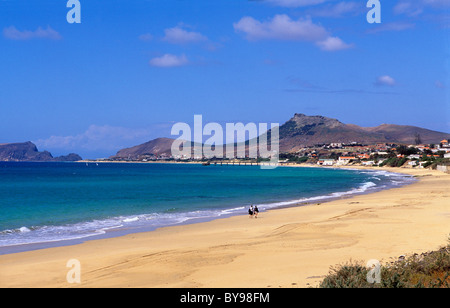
<box><xmin>337</xmin><ymin>156</ymin><xmax>356</xmax><ymax>165</ymax></box>
<box><xmin>419</xmin><ymin>161</ymin><xmax>430</xmax><ymax>168</ymax></box>
<box><xmin>317</xmin><ymin>159</ymin><xmax>335</xmax><ymax>166</ymax></box>
<box><xmin>330</xmin><ymin>143</ymin><xmax>342</xmax><ymax>148</ymax></box>
<box><xmin>407</xmin><ymin>154</ymin><xmax>421</xmax><ymax>160</ymax></box>
<box><xmin>362</xmin><ymin>161</ymin><xmax>375</xmax><ymax>166</ymax></box>
<box><xmin>376</xmin><ymin>159</ymin><xmax>387</xmax><ymax>165</ymax></box>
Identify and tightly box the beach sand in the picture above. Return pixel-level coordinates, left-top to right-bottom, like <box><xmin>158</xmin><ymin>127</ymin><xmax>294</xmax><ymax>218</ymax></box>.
<box><xmin>0</xmin><ymin>166</ymin><xmax>449</xmax><ymax>288</ymax></box>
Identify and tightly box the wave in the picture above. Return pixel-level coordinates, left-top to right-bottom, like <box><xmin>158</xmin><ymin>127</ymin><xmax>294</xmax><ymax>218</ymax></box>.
<box><xmin>0</xmin><ymin>207</ymin><xmax>248</xmax><ymax>248</ymax></box>
<box><xmin>250</xmin><ymin>169</ymin><xmax>415</xmax><ymax>211</ymax></box>
<box><xmin>355</xmin><ymin>170</ymin><xmax>416</xmax><ymax>186</ymax></box>
<box><xmin>255</xmin><ymin>181</ymin><xmax>379</xmax><ymax>211</ymax></box>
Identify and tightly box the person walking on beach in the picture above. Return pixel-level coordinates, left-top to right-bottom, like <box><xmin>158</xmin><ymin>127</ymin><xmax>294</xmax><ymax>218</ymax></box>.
<box><xmin>254</xmin><ymin>205</ymin><xmax>259</xmax><ymax>218</ymax></box>
<box><xmin>248</xmin><ymin>205</ymin><xmax>254</xmax><ymax>218</ymax></box>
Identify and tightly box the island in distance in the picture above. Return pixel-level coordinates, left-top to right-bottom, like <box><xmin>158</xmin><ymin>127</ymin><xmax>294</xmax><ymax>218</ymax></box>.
<box><xmin>0</xmin><ymin>141</ymin><xmax>82</xmax><ymax>162</ymax></box>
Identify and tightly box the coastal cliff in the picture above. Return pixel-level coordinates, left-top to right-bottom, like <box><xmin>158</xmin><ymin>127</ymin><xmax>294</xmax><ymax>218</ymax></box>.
<box><xmin>0</xmin><ymin>142</ymin><xmax>82</xmax><ymax>162</ymax></box>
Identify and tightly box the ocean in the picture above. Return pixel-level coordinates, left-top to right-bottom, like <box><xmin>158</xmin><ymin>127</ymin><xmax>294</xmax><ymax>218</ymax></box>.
<box><xmin>0</xmin><ymin>162</ymin><xmax>415</xmax><ymax>254</ymax></box>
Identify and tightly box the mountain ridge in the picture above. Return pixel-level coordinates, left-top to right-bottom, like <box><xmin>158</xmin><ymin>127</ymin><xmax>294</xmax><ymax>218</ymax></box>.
<box><xmin>110</xmin><ymin>113</ymin><xmax>450</xmax><ymax>158</ymax></box>
<box><xmin>277</xmin><ymin>113</ymin><xmax>450</xmax><ymax>152</ymax></box>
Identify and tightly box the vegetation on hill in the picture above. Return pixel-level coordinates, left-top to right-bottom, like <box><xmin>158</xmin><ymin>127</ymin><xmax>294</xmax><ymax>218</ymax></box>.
<box><xmin>379</xmin><ymin>156</ymin><xmax>408</xmax><ymax>167</ymax></box>
<box><xmin>319</xmin><ymin>240</ymin><xmax>450</xmax><ymax>288</ymax></box>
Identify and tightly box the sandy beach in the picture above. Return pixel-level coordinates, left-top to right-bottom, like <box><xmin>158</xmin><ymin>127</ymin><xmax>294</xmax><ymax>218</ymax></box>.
<box><xmin>0</xmin><ymin>166</ymin><xmax>449</xmax><ymax>288</ymax></box>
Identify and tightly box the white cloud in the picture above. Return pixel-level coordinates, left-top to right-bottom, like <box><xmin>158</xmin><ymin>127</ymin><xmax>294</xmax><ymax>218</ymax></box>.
<box><xmin>3</xmin><ymin>25</ymin><xmax>62</xmax><ymax>40</ymax></box>
<box><xmin>316</xmin><ymin>36</ymin><xmax>354</xmax><ymax>51</ymax></box>
<box><xmin>394</xmin><ymin>0</ymin><xmax>450</xmax><ymax>17</ymax></box>
<box><xmin>234</xmin><ymin>15</ymin><xmax>328</xmax><ymax>41</ymax></box>
<box><xmin>233</xmin><ymin>14</ymin><xmax>353</xmax><ymax>51</ymax></box>
<box><xmin>375</xmin><ymin>75</ymin><xmax>396</xmax><ymax>87</ymax></box>
<box><xmin>393</xmin><ymin>1</ymin><xmax>424</xmax><ymax>16</ymax></box>
<box><xmin>34</xmin><ymin>124</ymin><xmax>177</xmax><ymax>158</ymax></box>
<box><xmin>422</xmin><ymin>0</ymin><xmax>450</xmax><ymax>8</ymax></box>
<box><xmin>162</xmin><ymin>26</ymin><xmax>207</xmax><ymax>44</ymax></box>
<box><xmin>34</xmin><ymin>125</ymin><xmax>155</xmax><ymax>154</ymax></box>
<box><xmin>149</xmin><ymin>54</ymin><xmax>189</xmax><ymax>68</ymax></box>
<box><xmin>266</xmin><ymin>0</ymin><xmax>329</xmax><ymax>8</ymax></box>
<box><xmin>367</xmin><ymin>22</ymin><xmax>415</xmax><ymax>34</ymax></box>
<box><xmin>308</xmin><ymin>1</ymin><xmax>364</xmax><ymax>18</ymax></box>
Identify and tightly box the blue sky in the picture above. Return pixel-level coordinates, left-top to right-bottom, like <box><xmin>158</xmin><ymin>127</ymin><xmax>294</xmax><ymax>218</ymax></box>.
<box><xmin>0</xmin><ymin>0</ymin><xmax>449</xmax><ymax>158</ymax></box>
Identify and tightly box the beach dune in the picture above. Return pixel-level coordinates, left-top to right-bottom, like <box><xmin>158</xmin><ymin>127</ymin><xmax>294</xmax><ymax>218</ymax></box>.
<box><xmin>0</xmin><ymin>167</ymin><xmax>449</xmax><ymax>288</ymax></box>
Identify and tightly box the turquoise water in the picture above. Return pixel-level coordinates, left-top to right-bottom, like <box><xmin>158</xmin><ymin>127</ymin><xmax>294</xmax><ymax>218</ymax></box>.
<box><xmin>0</xmin><ymin>162</ymin><xmax>414</xmax><ymax>251</ymax></box>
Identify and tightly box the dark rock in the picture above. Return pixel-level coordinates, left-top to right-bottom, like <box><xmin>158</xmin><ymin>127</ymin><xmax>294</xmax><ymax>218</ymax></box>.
<box><xmin>0</xmin><ymin>142</ymin><xmax>82</xmax><ymax>162</ymax></box>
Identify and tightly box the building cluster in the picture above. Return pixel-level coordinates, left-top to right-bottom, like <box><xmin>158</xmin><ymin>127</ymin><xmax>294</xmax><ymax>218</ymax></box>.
<box><xmin>306</xmin><ymin>139</ymin><xmax>450</xmax><ymax>167</ymax></box>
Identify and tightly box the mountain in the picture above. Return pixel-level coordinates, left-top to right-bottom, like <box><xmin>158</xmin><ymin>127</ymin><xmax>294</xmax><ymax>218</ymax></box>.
<box><xmin>0</xmin><ymin>142</ymin><xmax>82</xmax><ymax>162</ymax></box>
<box><xmin>361</xmin><ymin>124</ymin><xmax>449</xmax><ymax>145</ymax></box>
<box><xmin>111</xmin><ymin>137</ymin><xmax>208</xmax><ymax>160</ymax></box>
<box><xmin>277</xmin><ymin>113</ymin><xmax>450</xmax><ymax>152</ymax></box>
<box><xmin>278</xmin><ymin>114</ymin><xmax>385</xmax><ymax>152</ymax></box>
<box><xmin>111</xmin><ymin>137</ymin><xmax>175</xmax><ymax>160</ymax></box>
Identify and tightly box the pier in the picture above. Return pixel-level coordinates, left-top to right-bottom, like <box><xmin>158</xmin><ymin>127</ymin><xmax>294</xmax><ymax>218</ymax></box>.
<box><xmin>207</xmin><ymin>160</ymin><xmax>259</xmax><ymax>166</ymax></box>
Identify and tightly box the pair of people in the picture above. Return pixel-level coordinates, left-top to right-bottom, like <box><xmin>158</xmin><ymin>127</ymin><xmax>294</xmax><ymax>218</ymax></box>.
<box><xmin>248</xmin><ymin>205</ymin><xmax>259</xmax><ymax>218</ymax></box>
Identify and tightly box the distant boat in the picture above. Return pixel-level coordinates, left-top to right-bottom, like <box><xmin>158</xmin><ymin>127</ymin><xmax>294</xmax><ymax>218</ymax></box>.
<box><xmin>202</xmin><ymin>162</ymin><xmax>210</xmax><ymax>166</ymax></box>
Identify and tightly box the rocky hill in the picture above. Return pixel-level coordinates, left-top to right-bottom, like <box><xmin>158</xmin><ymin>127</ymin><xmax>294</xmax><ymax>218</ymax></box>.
<box><xmin>110</xmin><ymin>137</ymin><xmax>175</xmax><ymax>160</ymax></box>
<box><xmin>277</xmin><ymin>113</ymin><xmax>450</xmax><ymax>152</ymax></box>
<box><xmin>0</xmin><ymin>142</ymin><xmax>82</xmax><ymax>162</ymax></box>
<box><xmin>361</xmin><ymin>124</ymin><xmax>448</xmax><ymax>145</ymax></box>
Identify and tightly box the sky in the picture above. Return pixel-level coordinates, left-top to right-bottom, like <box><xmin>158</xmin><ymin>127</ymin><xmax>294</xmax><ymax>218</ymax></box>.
<box><xmin>0</xmin><ymin>0</ymin><xmax>449</xmax><ymax>158</ymax></box>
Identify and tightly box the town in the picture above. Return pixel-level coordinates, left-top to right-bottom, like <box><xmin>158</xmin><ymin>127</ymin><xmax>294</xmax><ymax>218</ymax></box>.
<box><xmin>281</xmin><ymin>139</ymin><xmax>450</xmax><ymax>169</ymax></box>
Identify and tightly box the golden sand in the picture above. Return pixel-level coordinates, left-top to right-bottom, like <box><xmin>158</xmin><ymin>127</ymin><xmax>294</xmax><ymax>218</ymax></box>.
<box><xmin>0</xmin><ymin>166</ymin><xmax>449</xmax><ymax>288</ymax></box>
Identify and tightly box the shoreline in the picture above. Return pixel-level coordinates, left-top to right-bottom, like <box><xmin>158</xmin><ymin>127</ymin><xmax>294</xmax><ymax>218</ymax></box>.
<box><xmin>0</xmin><ymin>166</ymin><xmax>448</xmax><ymax>287</ymax></box>
<box><xmin>0</xmin><ymin>165</ymin><xmax>414</xmax><ymax>255</ymax></box>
